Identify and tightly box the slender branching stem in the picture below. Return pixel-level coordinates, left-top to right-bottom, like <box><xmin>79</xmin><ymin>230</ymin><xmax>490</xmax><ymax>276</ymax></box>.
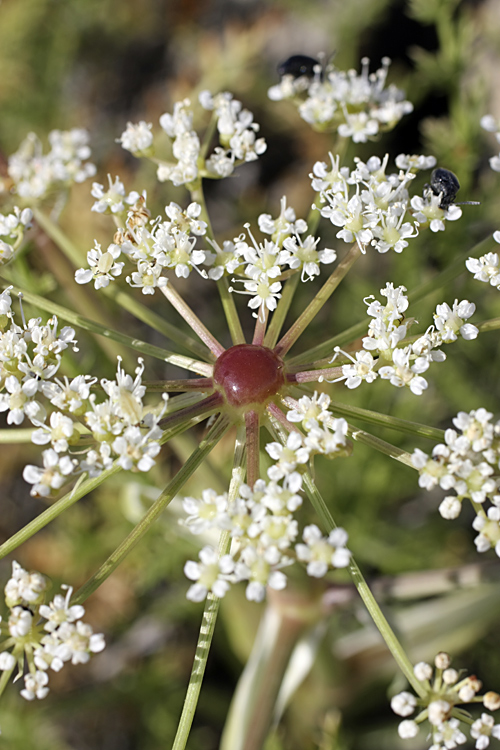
<box><xmin>160</xmin><ymin>284</ymin><xmax>225</xmax><ymax>358</ymax></box>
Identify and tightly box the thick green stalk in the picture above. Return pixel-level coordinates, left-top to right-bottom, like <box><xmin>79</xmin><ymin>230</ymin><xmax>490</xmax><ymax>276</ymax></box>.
<box><xmin>326</xmin><ymin>400</ymin><xmax>445</xmax><ymax>442</ymax></box>
<box><xmin>172</xmin><ymin>425</ymin><xmax>246</xmax><ymax>750</ymax></box>
<box><xmin>73</xmin><ymin>415</ymin><xmax>231</xmax><ymax>605</ymax></box>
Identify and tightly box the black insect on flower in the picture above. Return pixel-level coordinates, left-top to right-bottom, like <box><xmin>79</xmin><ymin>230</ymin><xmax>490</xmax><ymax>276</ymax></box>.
<box><xmin>430</xmin><ymin>168</ymin><xmax>461</xmax><ymax>208</ymax></box>
<box><xmin>277</xmin><ymin>54</ymin><xmax>320</xmax><ymax>79</ymax></box>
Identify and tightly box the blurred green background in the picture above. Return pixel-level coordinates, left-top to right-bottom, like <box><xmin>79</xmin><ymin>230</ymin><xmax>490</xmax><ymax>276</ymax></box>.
<box><xmin>1</xmin><ymin>0</ymin><xmax>500</xmax><ymax>748</ymax></box>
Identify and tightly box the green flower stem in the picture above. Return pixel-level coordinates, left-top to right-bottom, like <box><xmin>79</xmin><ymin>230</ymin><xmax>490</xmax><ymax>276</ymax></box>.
<box><xmin>172</xmin><ymin>426</ymin><xmax>246</xmax><ymax>750</ymax></box>
<box><xmin>265</xmin><ymin>412</ymin><xmax>425</xmax><ymax>696</ymax></box>
<box><xmin>264</xmin><ymin>273</ymin><xmax>300</xmax><ymax>349</ymax></box>
<box><xmin>347</xmin><ymin>425</ymin><xmax>414</xmax><ymax>467</ymax></box>
<box><xmin>245</xmin><ymin>410</ymin><xmax>260</xmax><ymax>488</ymax></box>
<box><xmin>190</xmin><ymin>181</ymin><xmax>246</xmax><ymax>346</ymax></box>
<box><xmin>0</xmin><ymin>404</ymin><xmax>215</xmax><ymax>561</ymax></box>
<box><xmin>0</xmin><ymin>428</ymin><xmax>35</xmax><ymax>444</ymax></box>
<box><xmin>158</xmin><ymin>392</ymin><xmax>223</xmax><ymax>431</ymax></box>
<box><xmin>274</xmin><ymin>243</ymin><xmax>362</xmax><ymax>358</ymax></box>
<box><xmin>327</xmin><ymin>400</ymin><xmax>445</xmax><ymax>442</ymax></box>
<box><xmin>0</xmin><ymin>664</ymin><xmax>14</xmax><ymax>700</ymax></box>
<box><xmin>143</xmin><ymin>377</ymin><xmax>213</xmax><ymax>392</ymax></box>
<box><xmin>1</xmin><ymin>282</ymin><xmax>212</xmax><ymax>376</ymax></box>
<box><xmin>160</xmin><ymin>283</ymin><xmax>225</xmax><ymax>358</ymax></box>
<box><xmin>477</xmin><ymin>317</ymin><xmax>500</xmax><ymax>333</ymax></box>
<box><xmin>73</xmin><ymin>414</ymin><xmax>231</xmax><ymax>606</ymax></box>
<box><xmin>301</xmin><ymin>471</ymin><xmax>426</xmax><ymax>698</ymax></box>
<box><xmin>286</xmin><ymin>320</ymin><xmax>366</xmax><ymax>367</ymax></box>
<box><xmin>216</xmin><ymin>278</ymin><xmax>246</xmax><ymax>345</ymax></box>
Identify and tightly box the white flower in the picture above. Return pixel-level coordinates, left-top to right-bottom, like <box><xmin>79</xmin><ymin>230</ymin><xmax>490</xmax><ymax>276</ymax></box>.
<box><xmin>8</xmin><ymin>606</ymin><xmax>33</xmax><ymax>638</ymax></box>
<box><xmin>39</xmin><ymin>586</ymin><xmax>85</xmax><ymax>632</ymax></box>
<box><xmin>4</xmin><ymin>561</ymin><xmax>47</xmax><ymax>607</ymax></box>
<box><xmin>182</xmin><ymin>489</ymin><xmax>229</xmax><ymax>534</ymax></box>
<box><xmin>23</xmin><ymin>448</ymin><xmax>78</xmax><ymax>497</ymax></box>
<box><xmin>184</xmin><ymin>546</ymin><xmax>235</xmax><ymax>601</ymax></box>
<box><xmin>391</xmin><ymin>691</ymin><xmax>417</xmax><ymax>717</ymax></box>
<box><xmin>398</xmin><ymin>719</ymin><xmax>419</xmax><ymax>738</ymax></box>
<box><xmin>75</xmin><ymin>241</ymin><xmax>124</xmax><ymax>289</ymax></box>
<box><xmin>296</xmin><ymin>525</ymin><xmax>350</xmax><ymax>577</ymax></box>
<box><xmin>470</xmin><ymin>713</ymin><xmax>500</xmax><ymax>749</ymax></box>
<box><xmin>118</xmin><ymin>121</ymin><xmax>153</xmax><ymax>153</ymax></box>
<box><xmin>20</xmin><ymin>670</ymin><xmax>49</xmax><ymax>701</ymax></box>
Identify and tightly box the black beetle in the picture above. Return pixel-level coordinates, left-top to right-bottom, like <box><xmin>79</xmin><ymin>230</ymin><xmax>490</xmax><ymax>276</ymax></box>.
<box><xmin>278</xmin><ymin>55</ymin><xmax>320</xmax><ymax>79</ymax></box>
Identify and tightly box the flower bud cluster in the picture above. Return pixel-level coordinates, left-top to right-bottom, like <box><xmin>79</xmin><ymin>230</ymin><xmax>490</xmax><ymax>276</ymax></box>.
<box><xmin>6</xmin><ymin>129</ymin><xmax>96</xmax><ymax>200</ymax></box>
<box><xmin>314</xmin><ymin>152</ymin><xmax>462</xmax><ymax>255</ymax></box>
<box><xmin>182</xmin><ymin>392</ymin><xmax>350</xmax><ymax>603</ymax></box>
<box><xmin>391</xmin><ymin>652</ymin><xmax>500</xmax><ymax>749</ymax></box>
<box><xmin>119</xmin><ymin>91</ymin><xmax>266</xmax><ymax>187</ymax></box>
<box><xmin>0</xmin><ymin>562</ymin><xmax>105</xmax><ymax>702</ymax></box>
<box><xmin>412</xmin><ymin>408</ymin><xmax>500</xmax><ymax>555</ymax></box>
<box><xmin>268</xmin><ymin>57</ymin><xmax>413</xmax><ymax>141</ymax></box>
<box><xmin>329</xmin><ymin>283</ymin><xmax>477</xmax><ymax>395</ymax></box>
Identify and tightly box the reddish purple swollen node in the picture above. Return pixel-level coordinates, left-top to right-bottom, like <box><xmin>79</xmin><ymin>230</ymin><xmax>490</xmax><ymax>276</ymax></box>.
<box><xmin>213</xmin><ymin>344</ymin><xmax>285</xmax><ymax>409</ymax></box>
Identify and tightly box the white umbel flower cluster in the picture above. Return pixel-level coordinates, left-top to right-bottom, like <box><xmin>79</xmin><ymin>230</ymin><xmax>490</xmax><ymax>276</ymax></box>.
<box><xmin>391</xmin><ymin>652</ymin><xmax>500</xmax><ymax>749</ymax></box>
<box><xmin>314</xmin><ymin>152</ymin><xmax>462</xmax><ymax>255</ymax></box>
<box><xmin>329</xmin><ymin>282</ymin><xmax>477</xmax><ymax>396</ymax></box>
<box><xmin>0</xmin><ymin>291</ymin><xmax>167</xmax><ymax>496</ymax></box>
<box><xmin>182</xmin><ymin>472</ymin><xmax>350</xmax><ymax>603</ymax></box>
<box><xmin>0</xmin><ymin>562</ymin><xmax>105</xmax><ymax>702</ymax></box>
<box><xmin>76</xmin><ymin>193</ymin><xmax>208</xmax><ymax>292</ymax></box>
<box><xmin>118</xmin><ymin>91</ymin><xmax>267</xmax><ymax>188</ymax></box>
<box><xmin>412</xmin><ymin>408</ymin><xmax>500</xmax><ymax>556</ymax></box>
<box><xmin>182</xmin><ymin>391</ymin><xmax>351</xmax><ymax>603</ymax></box>
<box><xmin>228</xmin><ymin>212</ymin><xmax>336</xmax><ymax>319</ymax></box>
<box><xmin>7</xmin><ymin>129</ymin><xmax>96</xmax><ymax>200</ymax></box>
<box><xmin>269</xmin><ymin>57</ymin><xmax>413</xmax><ymax>141</ymax></box>
<box><xmin>23</xmin><ymin>356</ymin><xmax>168</xmax><ymax>496</ymax></box>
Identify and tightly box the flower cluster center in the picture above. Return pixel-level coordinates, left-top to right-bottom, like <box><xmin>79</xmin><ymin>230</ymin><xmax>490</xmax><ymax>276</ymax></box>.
<box><xmin>213</xmin><ymin>344</ymin><xmax>285</xmax><ymax>409</ymax></box>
